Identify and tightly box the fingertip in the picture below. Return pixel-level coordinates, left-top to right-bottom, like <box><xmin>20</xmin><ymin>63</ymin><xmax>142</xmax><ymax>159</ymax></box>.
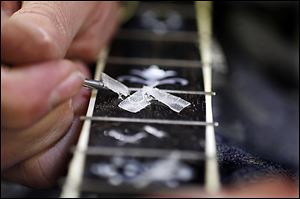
<box><xmin>2</xmin><ymin>60</ymin><xmax>84</xmax><ymax>129</ymax></box>
<box><xmin>72</xmin><ymin>87</ymin><xmax>91</xmax><ymax>116</ymax></box>
<box><xmin>73</xmin><ymin>60</ymin><xmax>92</xmax><ymax>78</ymax></box>
<box><xmin>2</xmin><ymin>1</ymin><xmax>97</xmax><ymax>65</ymax></box>
<box><xmin>48</xmin><ymin>71</ymin><xmax>85</xmax><ymax>111</ymax></box>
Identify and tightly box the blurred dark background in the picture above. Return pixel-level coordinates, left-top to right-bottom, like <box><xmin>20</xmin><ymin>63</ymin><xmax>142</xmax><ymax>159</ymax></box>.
<box><xmin>213</xmin><ymin>1</ymin><xmax>299</xmax><ymax>172</ymax></box>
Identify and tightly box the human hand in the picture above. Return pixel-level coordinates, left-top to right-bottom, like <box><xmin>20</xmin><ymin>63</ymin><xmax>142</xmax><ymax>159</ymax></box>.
<box><xmin>1</xmin><ymin>1</ymin><xmax>120</xmax><ymax>64</ymax></box>
<box><xmin>1</xmin><ymin>60</ymin><xmax>91</xmax><ymax>188</ymax></box>
<box><xmin>1</xmin><ymin>1</ymin><xmax>120</xmax><ymax>187</ymax></box>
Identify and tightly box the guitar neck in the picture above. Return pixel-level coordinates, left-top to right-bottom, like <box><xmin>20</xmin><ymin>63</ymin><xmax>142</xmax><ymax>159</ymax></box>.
<box><xmin>61</xmin><ymin>2</ymin><xmax>220</xmax><ymax>197</ymax></box>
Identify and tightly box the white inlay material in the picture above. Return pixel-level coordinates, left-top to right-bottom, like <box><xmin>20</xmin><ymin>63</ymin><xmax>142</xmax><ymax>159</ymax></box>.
<box><xmin>143</xmin><ymin>125</ymin><xmax>166</xmax><ymax>138</ymax></box>
<box><xmin>117</xmin><ymin>65</ymin><xmax>189</xmax><ymax>87</ymax></box>
<box><xmin>90</xmin><ymin>163</ymin><xmax>117</xmax><ymax>178</ymax></box>
<box><xmin>141</xmin><ymin>10</ymin><xmax>183</xmax><ymax>34</ymax></box>
<box><xmin>102</xmin><ymin>73</ymin><xmax>130</xmax><ymax>97</ymax></box>
<box><xmin>131</xmin><ymin>65</ymin><xmax>176</xmax><ymax>80</ymax></box>
<box><xmin>90</xmin><ymin>154</ymin><xmax>193</xmax><ymax>188</ymax></box>
<box><xmin>157</xmin><ymin>78</ymin><xmax>188</xmax><ymax>86</ymax></box>
<box><xmin>131</xmin><ymin>153</ymin><xmax>193</xmax><ymax>188</ymax></box>
<box><xmin>105</xmin><ymin>130</ymin><xmax>148</xmax><ymax>144</ymax></box>
<box><xmin>103</xmin><ymin>125</ymin><xmax>166</xmax><ymax>145</ymax></box>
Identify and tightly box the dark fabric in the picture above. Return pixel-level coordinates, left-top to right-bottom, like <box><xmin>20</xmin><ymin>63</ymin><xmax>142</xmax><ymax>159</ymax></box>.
<box><xmin>217</xmin><ymin>134</ymin><xmax>296</xmax><ymax>185</ymax></box>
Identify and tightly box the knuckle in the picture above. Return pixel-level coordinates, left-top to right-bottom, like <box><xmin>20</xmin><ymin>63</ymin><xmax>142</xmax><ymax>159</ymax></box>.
<box><xmin>15</xmin><ymin>6</ymin><xmax>66</xmax><ymax>59</ymax></box>
<box><xmin>34</xmin><ymin>34</ymin><xmax>60</xmax><ymax>58</ymax></box>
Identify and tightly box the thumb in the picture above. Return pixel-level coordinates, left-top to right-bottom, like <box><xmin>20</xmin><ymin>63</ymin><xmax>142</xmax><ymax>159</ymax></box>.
<box><xmin>1</xmin><ymin>60</ymin><xmax>85</xmax><ymax>129</ymax></box>
<box><xmin>1</xmin><ymin>1</ymin><xmax>96</xmax><ymax>65</ymax></box>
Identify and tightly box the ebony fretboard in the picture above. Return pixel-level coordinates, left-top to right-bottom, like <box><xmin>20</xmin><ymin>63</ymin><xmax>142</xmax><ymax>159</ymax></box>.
<box><xmin>61</xmin><ymin>2</ymin><xmax>220</xmax><ymax>197</ymax></box>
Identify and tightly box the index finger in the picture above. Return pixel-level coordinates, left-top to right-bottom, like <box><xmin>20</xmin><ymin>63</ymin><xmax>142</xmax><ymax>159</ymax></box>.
<box><xmin>1</xmin><ymin>1</ymin><xmax>97</xmax><ymax>65</ymax></box>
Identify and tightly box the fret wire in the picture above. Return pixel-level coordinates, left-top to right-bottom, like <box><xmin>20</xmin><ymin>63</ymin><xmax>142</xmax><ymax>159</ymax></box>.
<box><xmin>81</xmin><ymin>116</ymin><xmax>219</xmax><ymax>127</ymax></box>
<box><xmin>107</xmin><ymin>56</ymin><xmax>202</xmax><ymax>68</ymax></box>
<box><xmin>95</xmin><ymin>86</ymin><xmax>216</xmax><ymax>95</ymax></box>
<box><xmin>107</xmin><ymin>56</ymin><xmax>225</xmax><ymax>68</ymax></box>
<box><xmin>137</xmin><ymin>2</ymin><xmax>197</xmax><ymax>19</ymax></box>
<box><xmin>128</xmin><ymin>87</ymin><xmax>216</xmax><ymax>95</ymax></box>
<box><xmin>80</xmin><ymin>180</ymin><xmax>205</xmax><ymax>195</ymax></box>
<box><xmin>72</xmin><ymin>146</ymin><xmax>205</xmax><ymax>161</ymax></box>
<box><xmin>116</xmin><ymin>29</ymin><xmax>198</xmax><ymax>43</ymax></box>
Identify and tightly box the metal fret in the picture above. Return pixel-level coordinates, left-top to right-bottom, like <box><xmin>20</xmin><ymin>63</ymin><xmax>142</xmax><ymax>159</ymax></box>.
<box><xmin>137</xmin><ymin>3</ymin><xmax>197</xmax><ymax>19</ymax></box>
<box><xmin>107</xmin><ymin>56</ymin><xmax>201</xmax><ymax>68</ymax></box>
<box><xmin>93</xmin><ymin>86</ymin><xmax>215</xmax><ymax>95</ymax></box>
<box><xmin>107</xmin><ymin>57</ymin><xmax>225</xmax><ymax>68</ymax></box>
<box><xmin>80</xmin><ymin>180</ymin><xmax>204</xmax><ymax>195</ymax></box>
<box><xmin>128</xmin><ymin>87</ymin><xmax>216</xmax><ymax>95</ymax></box>
<box><xmin>116</xmin><ymin>29</ymin><xmax>198</xmax><ymax>43</ymax></box>
<box><xmin>72</xmin><ymin>146</ymin><xmax>205</xmax><ymax>161</ymax></box>
<box><xmin>81</xmin><ymin>116</ymin><xmax>218</xmax><ymax>127</ymax></box>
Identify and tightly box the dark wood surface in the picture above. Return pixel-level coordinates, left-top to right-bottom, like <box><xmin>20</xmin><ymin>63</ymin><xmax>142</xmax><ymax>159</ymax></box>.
<box><xmin>83</xmin><ymin>1</ymin><xmax>206</xmax><ymax>193</ymax></box>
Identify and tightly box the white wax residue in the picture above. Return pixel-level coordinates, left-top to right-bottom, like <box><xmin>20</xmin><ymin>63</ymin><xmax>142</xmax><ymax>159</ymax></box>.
<box><xmin>118</xmin><ymin>90</ymin><xmax>152</xmax><ymax>113</ymax></box>
<box><xmin>102</xmin><ymin>73</ymin><xmax>130</xmax><ymax>97</ymax></box>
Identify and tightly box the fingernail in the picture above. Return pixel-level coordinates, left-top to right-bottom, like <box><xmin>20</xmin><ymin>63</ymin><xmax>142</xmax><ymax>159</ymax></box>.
<box><xmin>49</xmin><ymin>71</ymin><xmax>85</xmax><ymax>110</ymax></box>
